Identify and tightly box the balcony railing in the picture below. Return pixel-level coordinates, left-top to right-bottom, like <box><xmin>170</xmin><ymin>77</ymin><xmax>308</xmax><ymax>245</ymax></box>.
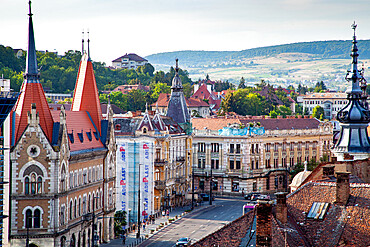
<box><xmin>154</xmin><ymin>159</ymin><xmax>167</xmax><ymax>166</ymax></box>
<box><xmin>155</xmin><ymin>180</ymin><xmax>166</xmax><ymax>190</ymax></box>
<box><xmin>176</xmin><ymin>156</ymin><xmax>185</xmax><ymax>162</ymax></box>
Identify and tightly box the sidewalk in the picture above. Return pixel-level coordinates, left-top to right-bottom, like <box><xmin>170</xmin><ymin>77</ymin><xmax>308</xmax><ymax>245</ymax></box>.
<box><xmin>101</xmin><ymin>202</ymin><xmax>210</xmax><ymax>247</ymax></box>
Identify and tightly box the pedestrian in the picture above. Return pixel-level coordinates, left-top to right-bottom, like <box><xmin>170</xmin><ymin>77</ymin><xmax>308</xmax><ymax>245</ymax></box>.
<box><xmin>143</xmin><ymin>220</ymin><xmax>146</xmax><ymax>230</ymax></box>
<box><xmin>121</xmin><ymin>234</ymin><xmax>126</xmax><ymax>245</ymax></box>
<box><xmin>166</xmin><ymin>209</ymin><xmax>169</xmax><ymax>218</ymax></box>
<box><xmin>162</xmin><ymin>210</ymin><xmax>165</xmax><ymax>218</ymax></box>
<box><xmin>152</xmin><ymin>215</ymin><xmax>155</xmax><ymax>224</ymax></box>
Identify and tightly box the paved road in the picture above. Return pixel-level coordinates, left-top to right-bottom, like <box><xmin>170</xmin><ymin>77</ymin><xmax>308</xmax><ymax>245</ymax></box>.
<box><xmin>140</xmin><ymin>197</ymin><xmax>246</xmax><ymax>247</ymax></box>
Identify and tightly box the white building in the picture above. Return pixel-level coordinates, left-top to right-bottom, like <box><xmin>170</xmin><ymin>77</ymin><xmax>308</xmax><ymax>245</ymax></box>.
<box><xmin>112</xmin><ymin>53</ymin><xmax>148</xmax><ymax>69</ymax></box>
<box><xmin>303</xmin><ymin>93</ymin><xmax>349</xmax><ymax>119</ymax></box>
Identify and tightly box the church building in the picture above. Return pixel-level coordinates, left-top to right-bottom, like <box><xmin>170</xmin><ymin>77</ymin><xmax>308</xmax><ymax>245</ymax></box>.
<box><xmin>8</xmin><ymin>2</ymin><xmax>115</xmax><ymax>246</ymax></box>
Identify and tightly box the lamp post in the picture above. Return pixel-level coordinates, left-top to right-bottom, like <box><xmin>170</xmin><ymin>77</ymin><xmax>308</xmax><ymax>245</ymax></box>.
<box><xmin>209</xmin><ymin>168</ymin><xmax>213</xmax><ymax>205</ymax></box>
<box><xmin>191</xmin><ymin>168</ymin><xmax>195</xmax><ymax>210</ymax></box>
<box><xmin>91</xmin><ymin>196</ymin><xmax>99</xmax><ymax>247</ymax></box>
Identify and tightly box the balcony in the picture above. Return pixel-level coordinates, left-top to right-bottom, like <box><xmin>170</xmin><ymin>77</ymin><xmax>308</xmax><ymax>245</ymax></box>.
<box><xmin>154</xmin><ymin>159</ymin><xmax>167</xmax><ymax>167</ymax></box>
<box><xmin>155</xmin><ymin>180</ymin><xmax>166</xmax><ymax>190</ymax></box>
<box><xmin>175</xmin><ymin>177</ymin><xmax>186</xmax><ymax>184</ymax></box>
<box><xmin>176</xmin><ymin>156</ymin><xmax>185</xmax><ymax>162</ymax></box>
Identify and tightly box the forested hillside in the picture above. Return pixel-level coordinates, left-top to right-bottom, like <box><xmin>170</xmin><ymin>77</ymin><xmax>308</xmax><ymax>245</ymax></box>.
<box><xmin>146</xmin><ymin>40</ymin><xmax>370</xmax><ymax>67</ymax></box>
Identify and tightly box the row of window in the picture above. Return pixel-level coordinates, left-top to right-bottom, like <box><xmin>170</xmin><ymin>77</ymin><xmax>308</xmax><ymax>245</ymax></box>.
<box><xmin>61</xmin><ymin>164</ymin><xmax>103</xmax><ymax>192</ymax></box>
<box><xmin>25</xmin><ymin>173</ymin><xmax>42</xmax><ymax>195</ymax></box>
<box><xmin>197</xmin><ymin>141</ymin><xmax>322</xmax><ymax>154</ymax></box>
<box><xmin>60</xmin><ymin>190</ymin><xmax>103</xmax><ymax>225</ymax></box>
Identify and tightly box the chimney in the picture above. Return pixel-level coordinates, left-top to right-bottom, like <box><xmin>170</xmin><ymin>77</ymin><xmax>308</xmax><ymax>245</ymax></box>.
<box><xmin>322</xmin><ymin>165</ymin><xmax>335</xmax><ymax>178</ymax></box>
<box><xmin>275</xmin><ymin>192</ymin><xmax>288</xmax><ymax>225</ymax></box>
<box><xmin>335</xmin><ymin>171</ymin><xmax>350</xmax><ymax>205</ymax></box>
<box><xmin>256</xmin><ymin>201</ymin><xmax>272</xmax><ymax>247</ymax></box>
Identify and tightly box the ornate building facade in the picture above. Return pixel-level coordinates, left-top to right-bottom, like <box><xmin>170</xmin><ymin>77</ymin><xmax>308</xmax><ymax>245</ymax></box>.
<box><xmin>192</xmin><ymin>116</ymin><xmax>333</xmax><ymax>195</ymax></box>
<box><xmin>8</xmin><ymin>3</ymin><xmax>115</xmax><ymax>246</ymax></box>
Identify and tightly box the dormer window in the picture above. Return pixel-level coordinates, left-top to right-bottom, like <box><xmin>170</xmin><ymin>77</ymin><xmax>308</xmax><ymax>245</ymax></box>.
<box><xmin>143</xmin><ymin>127</ymin><xmax>147</xmax><ymax>133</ymax></box>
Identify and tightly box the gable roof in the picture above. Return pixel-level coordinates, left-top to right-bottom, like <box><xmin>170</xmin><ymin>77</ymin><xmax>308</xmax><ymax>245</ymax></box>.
<box><xmin>51</xmin><ymin>111</ymin><xmax>105</xmax><ymax>152</ymax></box>
<box><xmin>71</xmin><ymin>53</ymin><xmax>102</xmax><ymax>133</ymax></box>
<box><xmin>153</xmin><ymin>93</ymin><xmax>209</xmax><ymax>108</ymax></box>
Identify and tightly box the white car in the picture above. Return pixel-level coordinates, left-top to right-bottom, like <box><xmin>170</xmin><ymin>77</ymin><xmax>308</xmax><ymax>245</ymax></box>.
<box><xmin>176</xmin><ymin>237</ymin><xmax>191</xmax><ymax>246</ymax></box>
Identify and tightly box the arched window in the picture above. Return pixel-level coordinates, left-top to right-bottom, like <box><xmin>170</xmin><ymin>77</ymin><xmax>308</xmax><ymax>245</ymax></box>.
<box><xmin>25</xmin><ymin>177</ymin><xmax>30</xmax><ymax>194</ymax></box>
<box><xmin>88</xmin><ymin>195</ymin><xmax>91</xmax><ymax>212</ymax></box>
<box><xmin>61</xmin><ymin>165</ymin><xmax>66</xmax><ymax>192</ymax></box>
<box><xmin>34</xmin><ymin>209</ymin><xmax>41</xmax><ymax>228</ymax></box>
<box><xmin>70</xmin><ymin>201</ymin><xmax>73</xmax><ymax>220</ymax></box>
<box><xmin>37</xmin><ymin>176</ymin><xmax>42</xmax><ymax>193</ymax></box>
<box><xmin>74</xmin><ymin>199</ymin><xmax>77</xmax><ymax>218</ymax></box>
<box><xmin>78</xmin><ymin>198</ymin><xmax>81</xmax><ymax>216</ymax></box>
<box><xmin>31</xmin><ymin>173</ymin><xmax>36</xmax><ymax>194</ymax></box>
<box><xmin>26</xmin><ymin>209</ymin><xmax>32</xmax><ymax>228</ymax></box>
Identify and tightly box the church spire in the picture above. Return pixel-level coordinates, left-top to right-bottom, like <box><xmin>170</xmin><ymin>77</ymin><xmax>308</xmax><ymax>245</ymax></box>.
<box><xmin>25</xmin><ymin>0</ymin><xmax>39</xmax><ymax>80</ymax></box>
<box><xmin>333</xmin><ymin>23</ymin><xmax>370</xmax><ymax>161</ymax></box>
<box><xmin>167</xmin><ymin>59</ymin><xmax>191</xmax><ymax>132</ymax></box>
<box><xmin>12</xmin><ymin>0</ymin><xmax>54</xmax><ymax>143</ymax></box>
<box><xmin>87</xmin><ymin>30</ymin><xmax>91</xmax><ymax>60</ymax></box>
<box><xmin>72</xmin><ymin>34</ymin><xmax>102</xmax><ymax>134</ymax></box>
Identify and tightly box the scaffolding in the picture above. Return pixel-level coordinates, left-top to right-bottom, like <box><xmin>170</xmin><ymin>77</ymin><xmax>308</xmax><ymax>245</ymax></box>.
<box><xmin>0</xmin><ymin>92</ymin><xmax>18</xmax><ymax>247</ymax></box>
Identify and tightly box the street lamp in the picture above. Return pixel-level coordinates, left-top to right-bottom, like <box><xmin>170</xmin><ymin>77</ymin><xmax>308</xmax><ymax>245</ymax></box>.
<box><xmin>92</xmin><ymin>196</ymin><xmax>99</xmax><ymax>247</ymax></box>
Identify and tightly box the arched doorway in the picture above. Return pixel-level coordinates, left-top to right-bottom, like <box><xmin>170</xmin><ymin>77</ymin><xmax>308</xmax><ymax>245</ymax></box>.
<box><xmin>61</xmin><ymin>236</ymin><xmax>67</xmax><ymax>247</ymax></box>
<box><xmin>29</xmin><ymin>244</ymin><xmax>39</xmax><ymax>247</ymax></box>
<box><xmin>82</xmin><ymin>231</ymin><xmax>86</xmax><ymax>247</ymax></box>
<box><xmin>70</xmin><ymin>234</ymin><xmax>76</xmax><ymax>247</ymax></box>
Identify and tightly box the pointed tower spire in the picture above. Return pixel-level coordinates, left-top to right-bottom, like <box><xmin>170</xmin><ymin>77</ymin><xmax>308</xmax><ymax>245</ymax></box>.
<box><xmin>72</xmin><ymin>36</ymin><xmax>102</xmax><ymax>134</ymax></box>
<box><xmin>12</xmin><ymin>1</ymin><xmax>54</xmax><ymax>143</ymax></box>
<box><xmin>333</xmin><ymin>23</ymin><xmax>370</xmax><ymax>161</ymax></box>
<box><xmin>167</xmin><ymin>59</ymin><xmax>191</xmax><ymax>133</ymax></box>
<box><xmin>25</xmin><ymin>0</ymin><xmax>39</xmax><ymax>80</ymax></box>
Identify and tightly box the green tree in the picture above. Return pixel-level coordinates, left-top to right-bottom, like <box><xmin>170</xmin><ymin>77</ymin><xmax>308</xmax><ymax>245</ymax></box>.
<box><xmin>312</xmin><ymin>105</ymin><xmax>325</xmax><ymax>119</ymax></box>
<box><xmin>151</xmin><ymin>82</ymin><xmax>171</xmax><ymax>101</ymax></box>
<box><xmin>127</xmin><ymin>89</ymin><xmax>148</xmax><ymax>111</ymax></box>
<box><xmin>99</xmin><ymin>91</ymin><xmax>128</xmax><ymax>111</ymax></box>
<box><xmin>114</xmin><ymin>210</ymin><xmax>127</xmax><ymax>237</ymax></box>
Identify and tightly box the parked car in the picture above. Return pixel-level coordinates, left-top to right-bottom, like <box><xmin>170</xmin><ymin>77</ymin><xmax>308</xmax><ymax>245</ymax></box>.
<box><xmin>199</xmin><ymin>193</ymin><xmax>214</xmax><ymax>201</ymax></box>
<box><xmin>176</xmin><ymin>237</ymin><xmax>191</xmax><ymax>246</ymax></box>
<box><xmin>257</xmin><ymin>194</ymin><xmax>270</xmax><ymax>200</ymax></box>
<box><xmin>245</xmin><ymin>192</ymin><xmax>260</xmax><ymax>201</ymax></box>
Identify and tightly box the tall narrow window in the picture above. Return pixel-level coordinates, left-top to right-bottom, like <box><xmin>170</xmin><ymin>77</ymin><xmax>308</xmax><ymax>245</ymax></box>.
<box><xmin>236</xmin><ymin>144</ymin><xmax>241</xmax><ymax>154</ymax></box>
<box><xmin>34</xmin><ymin>209</ymin><xmax>41</xmax><ymax>228</ymax></box>
<box><xmin>236</xmin><ymin>160</ymin><xmax>241</xmax><ymax>169</ymax></box>
<box><xmin>229</xmin><ymin>160</ymin><xmax>235</xmax><ymax>170</ymax></box>
<box><xmin>31</xmin><ymin>173</ymin><xmax>36</xmax><ymax>194</ymax></box>
<box><xmin>26</xmin><ymin>209</ymin><xmax>32</xmax><ymax>228</ymax></box>
<box><xmin>25</xmin><ymin>177</ymin><xmax>30</xmax><ymax>195</ymax></box>
<box><xmin>37</xmin><ymin>177</ymin><xmax>42</xmax><ymax>193</ymax></box>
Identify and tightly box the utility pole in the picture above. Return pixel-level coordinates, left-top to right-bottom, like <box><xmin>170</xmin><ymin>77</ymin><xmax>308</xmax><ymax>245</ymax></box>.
<box><xmin>136</xmin><ymin>163</ymin><xmax>141</xmax><ymax>239</ymax></box>
<box><xmin>191</xmin><ymin>168</ymin><xmax>195</xmax><ymax>210</ymax></box>
<box><xmin>209</xmin><ymin>168</ymin><xmax>212</xmax><ymax>205</ymax></box>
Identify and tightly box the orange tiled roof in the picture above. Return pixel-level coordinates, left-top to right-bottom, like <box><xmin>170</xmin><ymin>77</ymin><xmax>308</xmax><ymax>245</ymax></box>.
<box><xmin>72</xmin><ymin>54</ymin><xmax>102</xmax><ymax>132</ymax></box>
<box><xmin>153</xmin><ymin>93</ymin><xmax>209</xmax><ymax>108</ymax></box>
<box><xmin>13</xmin><ymin>82</ymin><xmax>54</xmax><ymax>143</ymax></box>
<box><xmin>303</xmin><ymin>92</ymin><xmax>347</xmax><ymax>99</ymax></box>
<box><xmin>51</xmin><ymin>111</ymin><xmax>104</xmax><ymax>152</ymax></box>
<box><xmin>192</xmin><ymin>118</ymin><xmax>242</xmax><ymax>130</ymax></box>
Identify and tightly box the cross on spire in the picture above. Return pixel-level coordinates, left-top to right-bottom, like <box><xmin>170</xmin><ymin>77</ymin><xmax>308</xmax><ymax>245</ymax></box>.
<box><xmin>352</xmin><ymin>21</ymin><xmax>357</xmax><ymax>36</ymax></box>
<box><xmin>28</xmin><ymin>1</ymin><xmax>33</xmax><ymax>17</ymax></box>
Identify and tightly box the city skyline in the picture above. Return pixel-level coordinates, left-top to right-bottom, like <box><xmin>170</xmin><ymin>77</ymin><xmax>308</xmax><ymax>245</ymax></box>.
<box><xmin>1</xmin><ymin>0</ymin><xmax>370</xmax><ymax>65</ymax></box>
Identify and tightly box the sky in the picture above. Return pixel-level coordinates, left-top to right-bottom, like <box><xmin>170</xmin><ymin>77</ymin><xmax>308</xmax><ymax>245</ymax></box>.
<box><xmin>1</xmin><ymin>0</ymin><xmax>370</xmax><ymax>66</ymax></box>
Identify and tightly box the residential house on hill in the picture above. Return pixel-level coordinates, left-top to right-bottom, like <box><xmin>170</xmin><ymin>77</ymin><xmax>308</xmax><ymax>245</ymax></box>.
<box><xmin>112</xmin><ymin>83</ymin><xmax>150</xmax><ymax>94</ymax></box>
<box><xmin>112</xmin><ymin>53</ymin><xmax>148</xmax><ymax>69</ymax></box>
<box><xmin>192</xmin><ymin>82</ymin><xmax>222</xmax><ymax>113</ymax></box>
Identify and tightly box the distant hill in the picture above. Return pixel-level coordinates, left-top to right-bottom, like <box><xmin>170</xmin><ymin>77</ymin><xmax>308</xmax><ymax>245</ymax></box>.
<box><xmin>146</xmin><ymin>40</ymin><xmax>370</xmax><ymax>67</ymax></box>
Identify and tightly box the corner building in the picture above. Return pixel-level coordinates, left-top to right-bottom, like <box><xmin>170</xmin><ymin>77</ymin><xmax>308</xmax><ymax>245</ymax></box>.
<box><xmin>8</xmin><ymin>4</ymin><xmax>115</xmax><ymax>246</ymax></box>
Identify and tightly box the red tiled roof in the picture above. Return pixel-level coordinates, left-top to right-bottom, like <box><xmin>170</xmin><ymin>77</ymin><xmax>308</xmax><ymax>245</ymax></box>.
<box><xmin>51</xmin><ymin>111</ymin><xmax>104</xmax><ymax>152</ymax></box>
<box><xmin>72</xmin><ymin>54</ymin><xmax>102</xmax><ymax>132</ymax></box>
<box><xmin>153</xmin><ymin>93</ymin><xmax>209</xmax><ymax>108</ymax></box>
<box><xmin>13</xmin><ymin>82</ymin><xmax>54</xmax><ymax>143</ymax></box>
<box><xmin>192</xmin><ymin>117</ymin><xmax>320</xmax><ymax>131</ymax></box>
<box><xmin>192</xmin><ymin>83</ymin><xmax>212</xmax><ymax>100</ymax></box>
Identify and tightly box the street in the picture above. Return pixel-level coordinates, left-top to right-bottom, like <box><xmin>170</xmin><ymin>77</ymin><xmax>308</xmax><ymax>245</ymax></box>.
<box><xmin>140</xmin><ymin>197</ymin><xmax>246</xmax><ymax>247</ymax></box>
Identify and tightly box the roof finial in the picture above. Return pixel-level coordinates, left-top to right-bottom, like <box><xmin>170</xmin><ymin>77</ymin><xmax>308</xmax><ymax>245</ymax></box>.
<box><xmin>352</xmin><ymin>21</ymin><xmax>357</xmax><ymax>36</ymax></box>
<box><xmin>87</xmin><ymin>29</ymin><xmax>90</xmax><ymax>60</ymax></box>
<box><xmin>145</xmin><ymin>102</ymin><xmax>148</xmax><ymax>113</ymax></box>
<box><xmin>28</xmin><ymin>1</ymin><xmax>33</xmax><ymax>17</ymax></box>
<box><xmin>82</xmin><ymin>29</ymin><xmax>85</xmax><ymax>54</ymax></box>
<box><xmin>175</xmin><ymin>58</ymin><xmax>179</xmax><ymax>73</ymax></box>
